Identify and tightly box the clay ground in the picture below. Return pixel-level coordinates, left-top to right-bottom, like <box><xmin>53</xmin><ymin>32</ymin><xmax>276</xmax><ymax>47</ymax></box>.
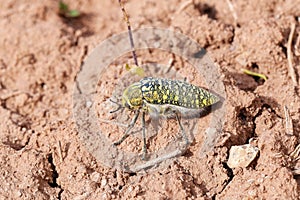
<box><xmin>1</xmin><ymin>0</ymin><xmax>300</xmax><ymax>199</ymax></box>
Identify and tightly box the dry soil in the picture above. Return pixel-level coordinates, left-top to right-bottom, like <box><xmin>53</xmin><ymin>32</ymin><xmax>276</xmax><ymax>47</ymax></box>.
<box><xmin>0</xmin><ymin>0</ymin><xmax>300</xmax><ymax>199</ymax></box>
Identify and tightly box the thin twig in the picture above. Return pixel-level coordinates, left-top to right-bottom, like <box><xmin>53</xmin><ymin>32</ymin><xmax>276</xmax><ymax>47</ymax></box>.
<box><xmin>287</xmin><ymin>23</ymin><xmax>298</xmax><ymax>87</ymax></box>
<box><xmin>164</xmin><ymin>56</ymin><xmax>175</xmax><ymax>74</ymax></box>
<box><xmin>175</xmin><ymin>0</ymin><xmax>193</xmax><ymax>15</ymax></box>
<box><xmin>295</xmin><ymin>33</ymin><xmax>300</xmax><ymax>56</ymax></box>
<box><xmin>58</xmin><ymin>141</ymin><xmax>63</xmax><ymax>162</ymax></box>
<box><xmin>98</xmin><ymin>118</ymin><xmax>128</xmax><ymax>127</ymax></box>
<box><xmin>284</xmin><ymin>105</ymin><xmax>294</xmax><ymax>136</ymax></box>
<box><xmin>290</xmin><ymin>144</ymin><xmax>300</xmax><ymax>160</ymax></box>
<box><xmin>226</xmin><ymin>0</ymin><xmax>238</xmax><ymax>26</ymax></box>
<box><xmin>132</xmin><ymin>148</ymin><xmax>185</xmax><ymax>172</ymax></box>
<box><xmin>118</xmin><ymin>0</ymin><xmax>139</xmax><ymax>66</ymax></box>
<box><xmin>292</xmin><ymin>168</ymin><xmax>300</xmax><ymax>175</ymax></box>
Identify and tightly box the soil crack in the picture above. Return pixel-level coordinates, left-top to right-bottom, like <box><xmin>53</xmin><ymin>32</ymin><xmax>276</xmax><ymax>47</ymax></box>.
<box><xmin>75</xmin><ymin>45</ymin><xmax>88</xmax><ymax>94</ymax></box>
<box><xmin>0</xmin><ymin>92</ymin><xmax>34</xmax><ymax>150</ymax></box>
<box><xmin>48</xmin><ymin>154</ymin><xmax>64</xmax><ymax>200</ymax></box>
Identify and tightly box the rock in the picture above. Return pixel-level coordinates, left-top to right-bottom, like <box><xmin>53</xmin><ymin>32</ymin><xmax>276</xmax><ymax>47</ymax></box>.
<box><xmin>227</xmin><ymin>144</ymin><xmax>259</xmax><ymax>168</ymax></box>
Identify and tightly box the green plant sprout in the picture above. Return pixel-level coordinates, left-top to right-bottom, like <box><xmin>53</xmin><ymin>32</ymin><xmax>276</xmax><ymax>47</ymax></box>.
<box><xmin>59</xmin><ymin>1</ymin><xmax>80</xmax><ymax>18</ymax></box>
<box><xmin>125</xmin><ymin>64</ymin><xmax>145</xmax><ymax>77</ymax></box>
<box><xmin>242</xmin><ymin>69</ymin><xmax>267</xmax><ymax>81</ymax></box>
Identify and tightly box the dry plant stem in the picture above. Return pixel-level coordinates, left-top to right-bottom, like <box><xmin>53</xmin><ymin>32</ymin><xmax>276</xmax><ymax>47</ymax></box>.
<box><xmin>98</xmin><ymin>118</ymin><xmax>128</xmax><ymax>127</ymax></box>
<box><xmin>284</xmin><ymin>105</ymin><xmax>294</xmax><ymax>136</ymax></box>
<box><xmin>292</xmin><ymin>168</ymin><xmax>300</xmax><ymax>175</ymax></box>
<box><xmin>163</xmin><ymin>57</ymin><xmax>174</xmax><ymax>74</ymax></box>
<box><xmin>295</xmin><ymin>34</ymin><xmax>300</xmax><ymax>56</ymax></box>
<box><xmin>118</xmin><ymin>0</ymin><xmax>139</xmax><ymax>66</ymax></box>
<box><xmin>175</xmin><ymin>0</ymin><xmax>193</xmax><ymax>15</ymax></box>
<box><xmin>58</xmin><ymin>141</ymin><xmax>63</xmax><ymax>162</ymax></box>
<box><xmin>132</xmin><ymin>148</ymin><xmax>185</xmax><ymax>172</ymax></box>
<box><xmin>287</xmin><ymin>23</ymin><xmax>298</xmax><ymax>87</ymax></box>
<box><xmin>0</xmin><ymin>91</ymin><xmax>33</xmax><ymax>100</ymax></box>
<box><xmin>226</xmin><ymin>0</ymin><xmax>238</xmax><ymax>26</ymax></box>
<box><xmin>290</xmin><ymin>144</ymin><xmax>300</xmax><ymax>161</ymax></box>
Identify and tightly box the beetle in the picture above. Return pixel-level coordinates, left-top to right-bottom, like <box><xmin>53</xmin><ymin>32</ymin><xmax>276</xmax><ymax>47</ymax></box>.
<box><xmin>113</xmin><ymin>77</ymin><xmax>219</xmax><ymax>159</ymax></box>
<box><xmin>113</xmin><ymin>0</ymin><xmax>220</xmax><ymax>160</ymax></box>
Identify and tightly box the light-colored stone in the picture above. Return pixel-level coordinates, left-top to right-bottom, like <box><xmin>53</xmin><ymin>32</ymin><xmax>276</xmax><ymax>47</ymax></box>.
<box><xmin>227</xmin><ymin>144</ymin><xmax>259</xmax><ymax>168</ymax></box>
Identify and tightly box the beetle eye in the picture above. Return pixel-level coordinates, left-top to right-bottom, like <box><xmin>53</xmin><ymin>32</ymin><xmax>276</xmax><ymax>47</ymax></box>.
<box><xmin>124</xmin><ymin>102</ymin><xmax>131</xmax><ymax>109</ymax></box>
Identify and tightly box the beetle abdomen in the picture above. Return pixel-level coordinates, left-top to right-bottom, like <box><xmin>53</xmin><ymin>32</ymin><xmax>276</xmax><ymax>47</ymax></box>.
<box><xmin>140</xmin><ymin>77</ymin><xmax>219</xmax><ymax>109</ymax></box>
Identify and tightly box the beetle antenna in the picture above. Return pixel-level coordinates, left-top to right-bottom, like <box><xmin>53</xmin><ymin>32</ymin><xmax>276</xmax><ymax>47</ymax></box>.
<box><xmin>118</xmin><ymin>0</ymin><xmax>139</xmax><ymax>66</ymax></box>
<box><xmin>109</xmin><ymin>99</ymin><xmax>124</xmax><ymax>113</ymax></box>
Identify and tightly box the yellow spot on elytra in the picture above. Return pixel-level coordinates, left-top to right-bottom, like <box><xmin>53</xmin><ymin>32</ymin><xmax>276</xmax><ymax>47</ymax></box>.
<box><xmin>203</xmin><ymin>99</ymin><xmax>207</xmax><ymax>105</ymax></box>
<box><xmin>153</xmin><ymin>91</ymin><xmax>158</xmax><ymax>99</ymax></box>
<box><xmin>163</xmin><ymin>95</ymin><xmax>168</xmax><ymax>100</ymax></box>
<box><xmin>174</xmin><ymin>96</ymin><xmax>179</xmax><ymax>101</ymax></box>
<box><xmin>196</xmin><ymin>99</ymin><xmax>199</xmax><ymax>105</ymax></box>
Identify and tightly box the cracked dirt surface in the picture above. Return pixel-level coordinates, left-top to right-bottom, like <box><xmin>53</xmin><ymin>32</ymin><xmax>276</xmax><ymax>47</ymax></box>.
<box><xmin>1</xmin><ymin>0</ymin><xmax>300</xmax><ymax>199</ymax></box>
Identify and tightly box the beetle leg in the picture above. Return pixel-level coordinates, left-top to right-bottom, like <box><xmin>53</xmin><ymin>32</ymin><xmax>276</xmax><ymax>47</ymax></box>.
<box><xmin>113</xmin><ymin>109</ymin><xmax>140</xmax><ymax>145</ymax></box>
<box><xmin>109</xmin><ymin>99</ymin><xmax>124</xmax><ymax>113</ymax></box>
<box><xmin>175</xmin><ymin>112</ymin><xmax>189</xmax><ymax>145</ymax></box>
<box><xmin>141</xmin><ymin>112</ymin><xmax>147</xmax><ymax>160</ymax></box>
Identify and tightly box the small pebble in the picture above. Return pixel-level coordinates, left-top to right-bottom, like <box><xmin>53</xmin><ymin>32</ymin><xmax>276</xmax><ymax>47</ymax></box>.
<box><xmin>86</xmin><ymin>101</ymin><xmax>93</xmax><ymax>108</ymax></box>
<box><xmin>101</xmin><ymin>178</ymin><xmax>107</xmax><ymax>187</ymax></box>
<box><xmin>227</xmin><ymin>144</ymin><xmax>259</xmax><ymax>168</ymax></box>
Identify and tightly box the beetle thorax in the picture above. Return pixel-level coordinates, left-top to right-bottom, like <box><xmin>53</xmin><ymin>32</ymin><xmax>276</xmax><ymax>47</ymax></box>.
<box><xmin>122</xmin><ymin>82</ymin><xmax>143</xmax><ymax>109</ymax></box>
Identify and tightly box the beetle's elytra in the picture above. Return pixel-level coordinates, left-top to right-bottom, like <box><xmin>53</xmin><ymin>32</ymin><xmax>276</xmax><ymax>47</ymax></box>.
<box><xmin>122</xmin><ymin>77</ymin><xmax>219</xmax><ymax>111</ymax></box>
